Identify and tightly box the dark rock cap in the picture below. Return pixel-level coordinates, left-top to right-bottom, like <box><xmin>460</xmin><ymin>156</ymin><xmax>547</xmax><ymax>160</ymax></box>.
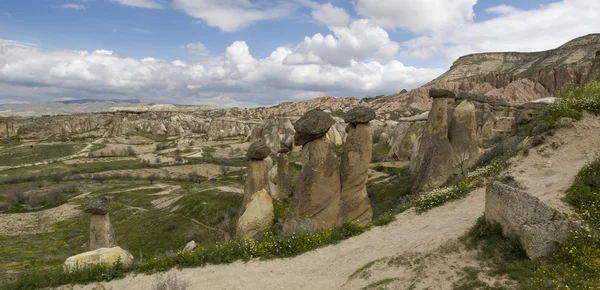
<box><xmin>344</xmin><ymin>106</ymin><xmax>376</xmax><ymax>124</ymax></box>
<box><xmin>247</xmin><ymin>140</ymin><xmax>271</xmax><ymax>160</ymax></box>
<box><xmin>84</xmin><ymin>196</ymin><xmax>110</xmax><ymax>215</ymax></box>
<box><xmin>429</xmin><ymin>88</ymin><xmax>456</xmax><ymax>99</ymax></box>
<box><xmin>293</xmin><ymin>109</ymin><xmax>335</xmax><ymax>146</ymax></box>
<box><xmin>277</xmin><ymin>147</ymin><xmax>290</xmax><ymax>154</ymax></box>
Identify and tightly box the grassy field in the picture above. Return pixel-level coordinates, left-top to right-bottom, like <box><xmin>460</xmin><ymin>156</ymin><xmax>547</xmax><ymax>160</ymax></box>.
<box><xmin>0</xmin><ymin>143</ymin><xmax>84</xmax><ymax>167</ymax></box>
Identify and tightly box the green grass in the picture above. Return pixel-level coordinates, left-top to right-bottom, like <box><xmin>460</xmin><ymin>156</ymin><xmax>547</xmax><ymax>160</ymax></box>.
<box><xmin>366</xmin><ymin>166</ymin><xmax>413</xmax><ymax>219</ymax></box>
<box><xmin>546</xmin><ymin>81</ymin><xmax>600</xmax><ymax>128</ymax></box>
<box><xmin>127</xmin><ymin>131</ymin><xmax>170</xmax><ymax>142</ymax></box>
<box><xmin>0</xmin><ymin>144</ymin><xmax>83</xmax><ymax>167</ymax></box>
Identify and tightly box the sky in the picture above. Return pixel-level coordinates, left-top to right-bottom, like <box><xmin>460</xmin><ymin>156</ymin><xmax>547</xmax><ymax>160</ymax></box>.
<box><xmin>0</xmin><ymin>0</ymin><xmax>598</xmax><ymax>107</ymax></box>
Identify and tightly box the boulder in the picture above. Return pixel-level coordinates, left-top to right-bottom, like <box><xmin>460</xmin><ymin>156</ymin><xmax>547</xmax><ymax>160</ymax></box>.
<box><xmin>284</xmin><ymin>137</ymin><xmax>342</xmax><ymax>234</ymax></box>
<box><xmin>344</xmin><ymin>106</ymin><xmax>376</xmax><ymax>124</ymax></box>
<box><xmin>183</xmin><ymin>240</ymin><xmax>197</xmax><ymax>253</ymax></box>
<box><xmin>429</xmin><ymin>88</ymin><xmax>455</xmax><ymax>99</ymax></box>
<box><xmin>247</xmin><ymin>140</ymin><xmax>270</xmax><ymax>160</ymax></box>
<box><xmin>240</xmin><ymin>160</ymin><xmax>269</xmax><ymax>215</ymax></box>
<box><xmin>485</xmin><ymin>182</ymin><xmax>580</xmax><ymax>259</ymax></box>
<box><xmin>84</xmin><ymin>197</ymin><xmax>110</xmax><ymax>215</ymax></box>
<box><xmin>293</xmin><ymin>109</ymin><xmax>336</xmax><ymax>146</ymax></box>
<box><xmin>64</xmin><ymin>247</ymin><xmax>133</xmax><ymax>271</ymax></box>
<box><xmin>90</xmin><ymin>214</ymin><xmax>117</xmax><ymax>250</ymax></box>
<box><xmin>236</xmin><ymin>189</ymin><xmax>274</xmax><ymax>238</ymax></box>
<box><xmin>340</xmin><ymin>123</ymin><xmax>373</xmax><ymax>224</ymax></box>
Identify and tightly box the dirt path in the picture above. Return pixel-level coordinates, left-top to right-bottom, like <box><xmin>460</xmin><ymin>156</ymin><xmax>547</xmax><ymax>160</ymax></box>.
<box><xmin>68</xmin><ymin>188</ymin><xmax>486</xmax><ymax>290</ymax></box>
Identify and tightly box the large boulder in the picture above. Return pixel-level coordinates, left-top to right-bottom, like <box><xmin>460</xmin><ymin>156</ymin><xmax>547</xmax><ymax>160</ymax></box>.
<box><xmin>240</xmin><ymin>160</ymin><xmax>269</xmax><ymax>215</ymax></box>
<box><xmin>340</xmin><ymin>123</ymin><xmax>373</xmax><ymax>224</ymax></box>
<box><xmin>344</xmin><ymin>106</ymin><xmax>376</xmax><ymax>124</ymax></box>
<box><xmin>84</xmin><ymin>197</ymin><xmax>110</xmax><ymax>215</ymax></box>
<box><xmin>294</xmin><ymin>109</ymin><xmax>336</xmax><ymax>146</ymax></box>
<box><xmin>284</xmin><ymin>137</ymin><xmax>342</xmax><ymax>234</ymax></box>
<box><xmin>90</xmin><ymin>214</ymin><xmax>117</xmax><ymax>250</ymax></box>
<box><xmin>236</xmin><ymin>189</ymin><xmax>274</xmax><ymax>238</ymax></box>
<box><xmin>485</xmin><ymin>182</ymin><xmax>580</xmax><ymax>259</ymax></box>
<box><xmin>64</xmin><ymin>247</ymin><xmax>134</xmax><ymax>271</ymax></box>
<box><xmin>247</xmin><ymin>140</ymin><xmax>271</xmax><ymax>160</ymax></box>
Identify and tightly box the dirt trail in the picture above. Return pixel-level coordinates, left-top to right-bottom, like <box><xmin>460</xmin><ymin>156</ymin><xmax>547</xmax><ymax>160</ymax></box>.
<box><xmin>62</xmin><ymin>116</ymin><xmax>600</xmax><ymax>290</ymax></box>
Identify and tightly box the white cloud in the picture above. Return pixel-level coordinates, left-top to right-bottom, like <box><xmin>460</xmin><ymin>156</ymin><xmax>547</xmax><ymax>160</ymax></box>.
<box><xmin>484</xmin><ymin>5</ymin><xmax>520</xmax><ymax>15</ymax></box>
<box><xmin>182</xmin><ymin>42</ymin><xmax>209</xmax><ymax>56</ymax></box>
<box><xmin>58</xmin><ymin>4</ymin><xmax>85</xmax><ymax>9</ymax></box>
<box><xmin>397</xmin><ymin>0</ymin><xmax>600</xmax><ymax>62</ymax></box>
<box><xmin>110</xmin><ymin>0</ymin><xmax>164</xmax><ymax>9</ymax></box>
<box><xmin>284</xmin><ymin>19</ymin><xmax>400</xmax><ymax>67</ymax></box>
<box><xmin>311</xmin><ymin>3</ymin><xmax>350</xmax><ymax>27</ymax></box>
<box><xmin>0</xmin><ymin>38</ymin><xmax>441</xmax><ymax>106</ymax></box>
<box><xmin>355</xmin><ymin>0</ymin><xmax>477</xmax><ymax>33</ymax></box>
<box><xmin>173</xmin><ymin>0</ymin><xmax>294</xmax><ymax>32</ymax></box>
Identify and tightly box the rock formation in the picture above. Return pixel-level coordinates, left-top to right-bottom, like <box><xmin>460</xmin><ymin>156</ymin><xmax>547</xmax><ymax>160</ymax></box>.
<box><xmin>276</xmin><ymin>149</ymin><xmax>291</xmax><ymax>201</ymax></box>
<box><xmin>236</xmin><ymin>189</ymin><xmax>274</xmax><ymax>238</ymax></box>
<box><xmin>485</xmin><ymin>182</ymin><xmax>580</xmax><ymax>259</ymax></box>
<box><xmin>448</xmin><ymin>100</ymin><xmax>479</xmax><ymax>173</ymax></box>
<box><xmin>240</xmin><ymin>141</ymin><xmax>270</xmax><ymax>215</ymax></box>
<box><xmin>340</xmin><ymin>107</ymin><xmax>375</xmax><ymax>224</ymax></box>
<box><xmin>84</xmin><ymin>197</ymin><xmax>116</xmax><ymax>250</ymax></box>
<box><xmin>411</xmin><ymin>89</ymin><xmax>457</xmax><ymax>192</ymax></box>
<box><xmin>284</xmin><ymin>110</ymin><xmax>341</xmax><ymax>234</ymax></box>
<box><xmin>64</xmin><ymin>247</ymin><xmax>134</xmax><ymax>271</ymax></box>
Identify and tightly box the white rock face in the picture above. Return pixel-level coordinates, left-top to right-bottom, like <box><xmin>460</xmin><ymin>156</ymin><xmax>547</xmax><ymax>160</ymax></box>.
<box><xmin>64</xmin><ymin>247</ymin><xmax>134</xmax><ymax>271</ymax></box>
<box><xmin>183</xmin><ymin>240</ymin><xmax>197</xmax><ymax>253</ymax></box>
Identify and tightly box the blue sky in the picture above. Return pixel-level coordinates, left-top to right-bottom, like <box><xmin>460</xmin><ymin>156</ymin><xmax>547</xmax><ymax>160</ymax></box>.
<box><xmin>0</xmin><ymin>0</ymin><xmax>598</xmax><ymax>107</ymax></box>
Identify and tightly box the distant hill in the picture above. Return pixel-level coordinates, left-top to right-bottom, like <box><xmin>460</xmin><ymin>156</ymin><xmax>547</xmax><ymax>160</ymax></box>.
<box><xmin>0</xmin><ymin>99</ymin><xmax>155</xmax><ymax>117</ymax></box>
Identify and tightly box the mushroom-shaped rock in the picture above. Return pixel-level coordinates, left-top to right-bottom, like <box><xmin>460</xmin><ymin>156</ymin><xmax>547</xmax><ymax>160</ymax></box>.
<box><xmin>344</xmin><ymin>106</ymin><xmax>376</xmax><ymax>124</ymax></box>
<box><xmin>84</xmin><ymin>196</ymin><xmax>110</xmax><ymax>215</ymax></box>
<box><xmin>429</xmin><ymin>88</ymin><xmax>456</xmax><ymax>99</ymax></box>
<box><xmin>247</xmin><ymin>140</ymin><xmax>271</xmax><ymax>160</ymax></box>
<box><xmin>293</xmin><ymin>109</ymin><xmax>336</xmax><ymax>146</ymax></box>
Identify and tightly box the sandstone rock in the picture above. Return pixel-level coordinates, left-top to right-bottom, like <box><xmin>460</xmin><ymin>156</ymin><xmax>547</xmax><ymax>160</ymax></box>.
<box><xmin>276</xmin><ymin>153</ymin><xmax>291</xmax><ymax>201</ymax></box>
<box><xmin>293</xmin><ymin>109</ymin><xmax>336</xmax><ymax>146</ymax></box>
<box><xmin>284</xmin><ymin>137</ymin><xmax>342</xmax><ymax>234</ymax></box>
<box><xmin>84</xmin><ymin>197</ymin><xmax>110</xmax><ymax>215</ymax></box>
<box><xmin>236</xmin><ymin>189</ymin><xmax>274</xmax><ymax>239</ymax></box>
<box><xmin>344</xmin><ymin>106</ymin><xmax>376</xmax><ymax>124</ymax></box>
<box><xmin>411</xmin><ymin>90</ymin><xmax>456</xmax><ymax>192</ymax></box>
<box><xmin>183</xmin><ymin>240</ymin><xmax>197</xmax><ymax>253</ymax></box>
<box><xmin>485</xmin><ymin>182</ymin><xmax>580</xmax><ymax>259</ymax></box>
<box><xmin>340</xmin><ymin>123</ymin><xmax>373</xmax><ymax>224</ymax></box>
<box><xmin>449</xmin><ymin>100</ymin><xmax>480</xmax><ymax>173</ymax></box>
<box><xmin>90</xmin><ymin>214</ymin><xmax>117</xmax><ymax>250</ymax></box>
<box><xmin>388</xmin><ymin>121</ymin><xmax>425</xmax><ymax>160</ymax></box>
<box><xmin>64</xmin><ymin>247</ymin><xmax>134</xmax><ymax>271</ymax></box>
<box><xmin>240</xmin><ymin>160</ymin><xmax>269</xmax><ymax>215</ymax></box>
<box><xmin>247</xmin><ymin>140</ymin><xmax>270</xmax><ymax>160</ymax></box>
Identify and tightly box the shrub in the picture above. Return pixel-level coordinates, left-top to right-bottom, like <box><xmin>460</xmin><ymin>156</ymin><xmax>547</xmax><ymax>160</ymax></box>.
<box><xmin>546</xmin><ymin>81</ymin><xmax>600</xmax><ymax>128</ymax></box>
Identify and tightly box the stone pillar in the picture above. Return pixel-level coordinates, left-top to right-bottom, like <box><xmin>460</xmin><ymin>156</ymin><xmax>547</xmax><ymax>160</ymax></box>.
<box><xmin>411</xmin><ymin>89</ymin><xmax>456</xmax><ymax>193</ymax></box>
<box><xmin>284</xmin><ymin>109</ymin><xmax>341</xmax><ymax>234</ymax></box>
<box><xmin>276</xmin><ymin>149</ymin><xmax>291</xmax><ymax>201</ymax></box>
<box><xmin>84</xmin><ymin>197</ymin><xmax>116</xmax><ymax>250</ymax></box>
<box><xmin>340</xmin><ymin>106</ymin><xmax>375</xmax><ymax>224</ymax></box>
<box><xmin>240</xmin><ymin>140</ymin><xmax>271</xmax><ymax>215</ymax></box>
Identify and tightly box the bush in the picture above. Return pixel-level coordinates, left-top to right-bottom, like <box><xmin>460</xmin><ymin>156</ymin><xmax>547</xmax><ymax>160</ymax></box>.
<box><xmin>475</xmin><ymin>135</ymin><xmax>524</xmax><ymax>167</ymax></box>
<box><xmin>546</xmin><ymin>81</ymin><xmax>600</xmax><ymax>128</ymax></box>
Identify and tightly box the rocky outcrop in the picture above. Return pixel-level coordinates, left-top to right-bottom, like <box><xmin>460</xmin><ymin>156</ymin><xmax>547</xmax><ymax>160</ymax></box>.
<box><xmin>64</xmin><ymin>247</ymin><xmax>134</xmax><ymax>271</ymax></box>
<box><xmin>271</xmin><ymin>152</ymin><xmax>291</xmax><ymax>201</ymax></box>
<box><xmin>340</xmin><ymin>107</ymin><xmax>375</xmax><ymax>224</ymax></box>
<box><xmin>248</xmin><ymin>118</ymin><xmax>295</xmax><ymax>153</ymax></box>
<box><xmin>449</xmin><ymin>100</ymin><xmax>479</xmax><ymax>173</ymax></box>
<box><xmin>284</xmin><ymin>111</ymin><xmax>341</xmax><ymax>233</ymax></box>
<box><xmin>86</xmin><ymin>197</ymin><xmax>116</xmax><ymax>251</ymax></box>
<box><xmin>247</xmin><ymin>140</ymin><xmax>271</xmax><ymax>160</ymax></box>
<box><xmin>236</xmin><ymin>189</ymin><xmax>274</xmax><ymax>238</ymax></box>
<box><xmin>411</xmin><ymin>89</ymin><xmax>457</xmax><ymax>192</ymax></box>
<box><xmin>485</xmin><ymin>182</ymin><xmax>580</xmax><ymax>259</ymax></box>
